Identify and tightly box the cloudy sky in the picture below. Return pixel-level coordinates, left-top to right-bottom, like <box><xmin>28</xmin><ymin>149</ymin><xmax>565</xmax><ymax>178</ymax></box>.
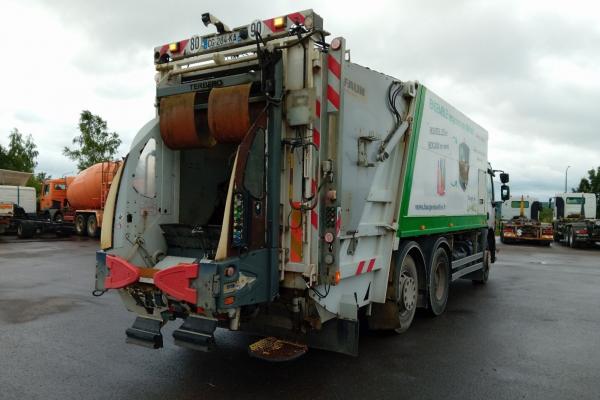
<box><xmin>1</xmin><ymin>0</ymin><xmax>599</xmax><ymax>200</ymax></box>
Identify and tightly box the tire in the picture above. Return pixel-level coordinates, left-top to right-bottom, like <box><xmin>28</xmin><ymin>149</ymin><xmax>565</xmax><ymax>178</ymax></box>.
<box><xmin>394</xmin><ymin>253</ymin><xmax>419</xmax><ymax>333</ymax></box>
<box><xmin>428</xmin><ymin>247</ymin><xmax>450</xmax><ymax>316</ymax></box>
<box><xmin>75</xmin><ymin>214</ymin><xmax>88</xmax><ymax>236</ymax></box>
<box><xmin>569</xmin><ymin>228</ymin><xmax>578</xmax><ymax>249</ymax></box>
<box><xmin>87</xmin><ymin>214</ymin><xmax>99</xmax><ymax>238</ymax></box>
<box><xmin>473</xmin><ymin>250</ymin><xmax>490</xmax><ymax>284</ymax></box>
<box><xmin>17</xmin><ymin>221</ymin><xmax>35</xmax><ymax>239</ymax></box>
<box><xmin>53</xmin><ymin>212</ymin><xmax>63</xmax><ymax>223</ymax></box>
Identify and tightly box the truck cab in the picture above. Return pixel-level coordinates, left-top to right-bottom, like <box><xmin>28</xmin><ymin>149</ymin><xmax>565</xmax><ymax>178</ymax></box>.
<box><xmin>39</xmin><ymin>177</ymin><xmax>74</xmax><ymax>221</ymax></box>
<box><xmin>551</xmin><ymin>193</ymin><xmax>600</xmax><ymax>247</ymax></box>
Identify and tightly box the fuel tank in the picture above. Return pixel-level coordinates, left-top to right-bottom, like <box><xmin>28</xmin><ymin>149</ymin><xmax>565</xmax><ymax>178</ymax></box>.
<box><xmin>67</xmin><ymin>161</ymin><xmax>121</xmax><ymax>210</ymax></box>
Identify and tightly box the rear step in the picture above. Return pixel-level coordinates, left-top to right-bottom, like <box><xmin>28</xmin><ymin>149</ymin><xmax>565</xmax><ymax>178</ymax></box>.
<box><xmin>172</xmin><ymin>316</ymin><xmax>217</xmax><ymax>351</ymax></box>
<box><xmin>125</xmin><ymin>317</ymin><xmax>163</xmax><ymax>349</ymax></box>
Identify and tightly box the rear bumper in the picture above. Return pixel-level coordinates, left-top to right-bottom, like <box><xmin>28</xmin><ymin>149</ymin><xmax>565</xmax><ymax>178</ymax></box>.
<box><xmin>95</xmin><ymin>249</ymin><xmax>274</xmax><ymax>313</ymax></box>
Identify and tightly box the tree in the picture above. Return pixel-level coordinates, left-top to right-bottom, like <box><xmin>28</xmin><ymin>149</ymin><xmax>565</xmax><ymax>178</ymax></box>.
<box><xmin>63</xmin><ymin>110</ymin><xmax>122</xmax><ymax>171</ymax></box>
<box><xmin>573</xmin><ymin>167</ymin><xmax>600</xmax><ymax>193</ymax></box>
<box><xmin>27</xmin><ymin>171</ymin><xmax>52</xmax><ymax>197</ymax></box>
<box><xmin>0</xmin><ymin>129</ymin><xmax>39</xmax><ymax>172</ymax></box>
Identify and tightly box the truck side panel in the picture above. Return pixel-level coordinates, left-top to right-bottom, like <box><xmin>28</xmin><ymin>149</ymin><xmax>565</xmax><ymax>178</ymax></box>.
<box><xmin>399</xmin><ymin>87</ymin><xmax>489</xmax><ymax>237</ymax></box>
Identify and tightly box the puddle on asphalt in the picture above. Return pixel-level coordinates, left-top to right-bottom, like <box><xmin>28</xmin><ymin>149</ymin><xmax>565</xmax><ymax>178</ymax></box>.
<box><xmin>0</xmin><ymin>296</ymin><xmax>83</xmax><ymax>324</ymax></box>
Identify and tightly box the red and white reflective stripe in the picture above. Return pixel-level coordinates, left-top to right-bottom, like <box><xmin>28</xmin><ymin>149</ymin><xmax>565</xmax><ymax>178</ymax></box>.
<box><xmin>335</xmin><ymin>207</ymin><xmax>342</xmax><ymax>237</ymax></box>
<box><xmin>310</xmin><ymin>179</ymin><xmax>318</xmax><ymax>230</ymax></box>
<box><xmin>326</xmin><ymin>38</ymin><xmax>344</xmax><ymax>112</ymax></box>
<box><xmin>158</xmin><ymin>39</ymin><xmax>189</xmax><ymax>57</ymax></box>
<box><xmin>355</xmin><ymin>258</ymin><xmax>377</xmax><ymax>275</ymax></box>
<box><xmin>263</xmin><ymin>12</ymin><xmax>306</xmax><ymax>32</ymax></box>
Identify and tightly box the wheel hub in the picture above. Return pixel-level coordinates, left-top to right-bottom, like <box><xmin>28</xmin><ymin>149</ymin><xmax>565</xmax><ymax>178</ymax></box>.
<box><xmin>400</xmin><ymin>276</ymin><xmax>417</xmax><ymax>311</ymax></box>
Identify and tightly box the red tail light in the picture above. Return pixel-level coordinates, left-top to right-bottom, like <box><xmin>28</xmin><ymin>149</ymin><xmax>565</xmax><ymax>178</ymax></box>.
<box><xmin>575</xmin><ymin>229</ymin><xmax>588</xmax><ymax>235</ymax></box>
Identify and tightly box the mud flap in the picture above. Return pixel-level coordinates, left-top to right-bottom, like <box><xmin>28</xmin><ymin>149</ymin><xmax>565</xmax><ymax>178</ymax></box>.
<box><xmin>172</xmin><ymin>316</ymin><xmax>217</xmax><ymax>351</ymax></box>
<box><xmin>125</xmin><ymin>317</ymin><xmax>163</xmax><ymax>349</ymax></box>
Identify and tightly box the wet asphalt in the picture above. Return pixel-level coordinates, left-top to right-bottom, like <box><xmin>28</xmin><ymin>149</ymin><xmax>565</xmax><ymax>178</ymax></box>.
<box><xmin>0</xmin><ymin>236</ymin><xmax>599</xmax><ymax>400</ymax></box>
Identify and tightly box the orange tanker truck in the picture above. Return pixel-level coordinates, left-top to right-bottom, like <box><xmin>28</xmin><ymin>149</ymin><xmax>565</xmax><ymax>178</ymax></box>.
<box><xmin>39</xmin><ymin>161</ymin><xmax>121</xmax><ymax>237</ymax></box>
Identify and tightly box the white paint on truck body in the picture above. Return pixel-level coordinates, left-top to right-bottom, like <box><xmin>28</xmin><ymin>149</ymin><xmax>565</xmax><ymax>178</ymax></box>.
<box><xmin>408</xmin><ymin>90</ymin><xmax>488</xmax><ymax>217</ymax></box>
<box><xmin>0</xmin><ymin>185</ymin><xmax>36</xmax><ymax>213</ymax></box>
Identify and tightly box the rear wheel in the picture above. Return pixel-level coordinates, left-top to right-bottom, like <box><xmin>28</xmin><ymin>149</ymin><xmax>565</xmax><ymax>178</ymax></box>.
<box><xmin>17</xmin><ymin>221</ymin><xmax>34</xmax><ymax>239</ymax></box>
<box><xmin>428</xmin><ymin>247</ymin><xmax>450</xmax><ymax>316</ymax></box>
<box><xmin>75</xmin><ymin>214</ymin><xmax>88</xmax><ymax>236</ymax></box>
<box><xmin>473</xmin><ymin>250</ymin><xmax>490</xmax><ymax>284</ymax></box>
<box><xmin>569</xmin><ymin>228</ymin><xmax>578</xmax><ymax>249</ymax></box>
<box><xmin>87</xmin><ymin>214</ymin><xmax>99</xmax><ymax>237</ymax></box>
<box><xmin>394</xmin><ymin>253</ymin><xmax>419</xmax><ymax>333</ymax></box>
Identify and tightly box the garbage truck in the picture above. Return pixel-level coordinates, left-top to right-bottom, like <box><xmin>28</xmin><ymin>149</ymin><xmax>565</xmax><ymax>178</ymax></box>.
<box><xmin>500</xmin><ymin>195</ymin><xmax>553</xmax><ymax>245</ymax></box>
<box><xmin>551</xmin><ymin>192</ymin><xmax>600</xmax><ymax>248</ymax></box>
<box><xmin>95</xmin><ymin>9</ymin><xmax>510</xmax><ymax>359</ymax></box>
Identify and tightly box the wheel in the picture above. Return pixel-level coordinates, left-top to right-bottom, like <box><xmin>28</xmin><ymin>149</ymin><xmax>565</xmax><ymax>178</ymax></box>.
<box><xmin>569</xmin><ymin>228</ymin><xmax>578</xmax><ymax>249</ymax></box>
<box><xmin>428</xmin><ymin>247</ymin><xmax>450</xmax><ymax>316</ymax></box>
<box><xmin>394</xmin><ymin>253</ymin><xmax>419</xmax><ymax>333</ymax></box>
<box><xmin>473</xmin><ymin>250</ymin><xmax>490</xmax><ymax>284</ymax></box>
<box><xmin>53</xmin><ymin>212</ymin><xmax>63</xmax><ymax>223</ymax></box>
<box><xmin>16</xmin><ymin>221</ymin><xmax>35</xmax><ymax>239</ymax></box>
<box><xmin>87</xmin><ymin>214</ymin><xmax>99</xmax><ymax>237</ymax></box>
<box><xmin>75</xmin><ymin>214</ymin><xmax>88</xmax><ymax>236</ymax></box>
<box><xmin>553</xmin><ymin>228</ymin><xmax>560</xmax><ymax>242</ymax></box>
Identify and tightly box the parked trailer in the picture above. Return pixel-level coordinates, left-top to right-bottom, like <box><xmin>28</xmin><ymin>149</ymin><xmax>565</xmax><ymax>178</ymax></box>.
<box><xmin>551</xmin><ymin>193</ymin><xmax>600</xmax><ymax>248</ymax></box>
<box><xmin>500</xmin><ymin>195</ymin><xmax>553</xmax><ymax>245</ymax></box>
<box><xmin>0</xmin><ymin>185</ymin><xmax>37</xmax><ymax>235</ymax></box>
<box><xmin>95</xmin><ymin>10</ymin><xmax>510</xmax><ymax>359</ymax></box>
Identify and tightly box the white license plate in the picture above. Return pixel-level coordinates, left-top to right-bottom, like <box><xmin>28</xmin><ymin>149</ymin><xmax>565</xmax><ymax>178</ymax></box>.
<box><xmin>202</xmin><ymin>32</ymin><xmax>242</xmax><ymax>50</ymax></box>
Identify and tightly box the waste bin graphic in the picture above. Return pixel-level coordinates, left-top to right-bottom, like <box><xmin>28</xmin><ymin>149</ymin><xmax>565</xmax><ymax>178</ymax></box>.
<box><xmin>458</xmin><ymin>142</ymin><xmax>470</xmax><ymax>191</ymax></box>
<box><xmin>437</xmin><ymin>159</ymin><xmax>446</xmax><ymax>196</ymax></box>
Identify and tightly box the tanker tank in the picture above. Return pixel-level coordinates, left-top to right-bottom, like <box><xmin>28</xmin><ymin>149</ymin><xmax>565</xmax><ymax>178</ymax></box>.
<box><xmin>67</xmin><ymin>162</ymin><xmax>121</xmax><ymax>210</ymax></box>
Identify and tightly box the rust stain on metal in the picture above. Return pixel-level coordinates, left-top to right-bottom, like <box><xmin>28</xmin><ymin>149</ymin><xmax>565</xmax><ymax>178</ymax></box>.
<box><xmin>160</xmin><ymin>92</ymin><xmax>215</xmax><ymax>149</ymax></box>
<box><xmin>208</xmin><ymin>83</ymin><xmax>252</xmax><ymax>143</ymax></box>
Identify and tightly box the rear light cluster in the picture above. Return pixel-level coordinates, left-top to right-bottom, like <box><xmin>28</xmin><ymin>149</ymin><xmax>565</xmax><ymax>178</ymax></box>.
<box><xmin>575</xmin><ymin>229</ymin><xmax>588</xmax><ymax>235</ymax></box>
<box><xmin>232</xmin><ymin>193</ymin><xmax>245</xmax><ymax>247</ymax></box>
<box><xmin>542</xmin><ymin>228</ymin><xmax>553</xmax><ymax>235</ymax></box>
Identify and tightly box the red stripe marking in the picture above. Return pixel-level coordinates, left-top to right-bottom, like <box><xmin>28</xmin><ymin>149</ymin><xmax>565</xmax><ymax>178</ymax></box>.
<box><xmin>313</xmin><ymin>127</ymin><xmax>320</xmax><ymax>148</ymax></box>
<box><xmin>287</xmin><ymin>12</ymin><xmax>305</xmax><ymax>24</ymax></box>
<box><xmin>335</xmin><ymin>208</ymin><xmax>341</xmax><ymax>237</ymax></box>
<box><xmin>327</xmin><ymin>85</ymin><xmax>340</xmax><ymax>109</ymax></box>
<box><xmin>311</xmin><ymin>179</ymin><xmax>317</xmax><ymax>194</ymax></box>
<box><xmin>316</xmin><ymin>99</ymin><xmax>321</xmax><ymax>118</ymax></box>
<box><xmin>366</xmin><ymin>258</ymin><xmax>376</xmax><ymax>273</ymax></box>
<box><xmin>177</xmin><ymin>39</ymin><xmax>189</xmax><ymax>54</ymax></box>
<box><xmin>311</xmin><ymin>210</ymin><xmax>318</xmax><ymax>230</ymax></box>
<box><xmin>356</xmin><ymin>260</ymin><xmax>366</xmax><ymax>276</ymax></box>
<box><xmin>263</xmin><ymin>18</ymin><xmax>276</xmax><ymax>32</ymax></box>
<box><xmin>159</xmin><ymin>44</ymin><xmax>169</xmax><ymax>56</ymax></box>
<box><xmin>328</xmin><ymin>54</ymin><xmax>341</xmax><ymax>79</ymax></box>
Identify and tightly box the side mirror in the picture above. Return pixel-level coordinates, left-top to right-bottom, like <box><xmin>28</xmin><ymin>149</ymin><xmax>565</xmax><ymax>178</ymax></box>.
<box><xmin>500</xmin><ymin>173</ymin><xmax>509</xmax><ymax>184</ymax></box>
<box><xmin>500</xmin><ymin>184</ymin><xmax>510</xmax><ymax>201</ymax></box>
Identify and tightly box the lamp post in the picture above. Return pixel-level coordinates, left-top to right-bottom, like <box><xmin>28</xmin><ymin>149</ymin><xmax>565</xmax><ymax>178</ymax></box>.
<box><xmin>564</xmin><ymin>165</ymin><xmax>571</xmax><ymax>193</ymax></box>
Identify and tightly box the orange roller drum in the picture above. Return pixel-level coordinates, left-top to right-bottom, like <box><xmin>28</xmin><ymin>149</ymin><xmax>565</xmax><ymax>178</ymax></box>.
<box><xmin>159</xmin><ymin>92</ymin><xmax>215</xmax><ymax>150</ymax></box>
<box><xmin>208</xmin><ymin>83</ymin><xmax>252</xmax><ymax>143</ymax></box>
